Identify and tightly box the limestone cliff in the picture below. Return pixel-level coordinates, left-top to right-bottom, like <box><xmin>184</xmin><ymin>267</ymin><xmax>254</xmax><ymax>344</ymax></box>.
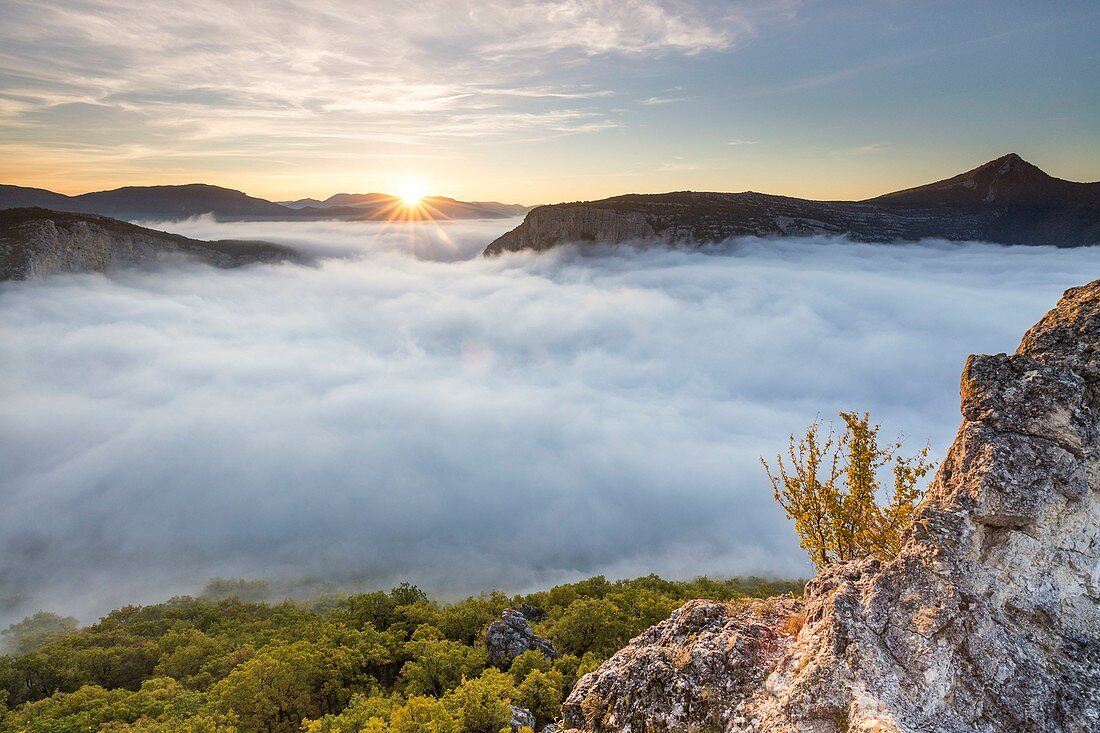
<box><xmin>563</xmin><ymin>280</ymin><xmax>1100</xmax><ymax>732</ymax></box>
<box><xmin>484</xmin><ymin>154</ymin><xmax>1100</xmax><ymax>254</ymax></box>
<box><xmin>0</xmin><ymin>208</ymin><xmax>299</xmax><ymax>280</ymax></box>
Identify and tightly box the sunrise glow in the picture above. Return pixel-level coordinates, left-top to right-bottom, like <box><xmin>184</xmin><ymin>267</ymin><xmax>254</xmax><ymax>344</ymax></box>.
<box><xmin>396</xmin><ymin>180</ymin><xmax>427</xmax><ymax>208</ymax></box>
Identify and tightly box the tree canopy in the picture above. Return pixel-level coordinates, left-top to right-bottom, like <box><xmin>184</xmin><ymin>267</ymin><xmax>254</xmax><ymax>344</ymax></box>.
<box><xmin>0</xmin><ymin>574</ymin><xmax>802</xmax><ymax>733</ymax></box>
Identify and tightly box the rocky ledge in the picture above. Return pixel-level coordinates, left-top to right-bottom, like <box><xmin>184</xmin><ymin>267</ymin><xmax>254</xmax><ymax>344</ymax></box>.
<box><xmin>563</xmin><ymin>280</ymin><xmax>1100</xmax><ymax>732</ymax></box>
<box><xmin>0</xmin><ymin>207</ymin><xmax>299</xmax><ymax>280</ymax></box>
<box><xmin>485</xmin><ymin>154</ymin><xmax>1100</xmax><ymax>254</ymax></box>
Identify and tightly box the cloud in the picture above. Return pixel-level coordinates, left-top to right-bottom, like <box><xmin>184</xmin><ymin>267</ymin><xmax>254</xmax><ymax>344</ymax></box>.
<box><xmin>832</xmin><ymin>142</ymin><xmax>891</xmax><ymax>155</ymax></box>
<box><xmin>657</xmin><ymin>157</ymin><xmax>705</xmax><ymax>171</ymax></box>
<box><xmin>0</xmin><ymin>0</ymin><xmax>796</xmax><ymax>180</ymax></box>
<box><xmin>0</xmin><ymin>219</ymin><xmax>1091</xmax><ymax>623</ymax></box>
<box><xmin>727</xmin><ymin>138</ymin><xmax>760</xmax><ymax>146</ymax></box>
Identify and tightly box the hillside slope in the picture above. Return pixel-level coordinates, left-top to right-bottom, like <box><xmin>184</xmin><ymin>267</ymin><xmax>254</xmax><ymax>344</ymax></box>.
<box><xmin>0</xmin><ymin>208</ymin><xmax>299</xmax><ymax>280</ymax></box>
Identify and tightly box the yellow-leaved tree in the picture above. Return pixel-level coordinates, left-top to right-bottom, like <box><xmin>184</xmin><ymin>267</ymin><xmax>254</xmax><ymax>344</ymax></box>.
<box><xmin>761</xmin><ymin>412</ymin><xmax>933</xmax><ymax>570</ymax></box>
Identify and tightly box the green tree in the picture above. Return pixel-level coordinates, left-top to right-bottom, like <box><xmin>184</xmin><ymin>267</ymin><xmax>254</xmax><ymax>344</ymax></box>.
<box><xmin>399</xmin><ymin>626</ymin><xmax>484</xmax><ymax>697</ymax></box>
<box><xmin>543</xmin><ymin>598</ymin><xmax>628</xmax><ymax>658</ymax></box>
<box><xmin>762</xmin><ymin>411</ymin><xmax>934</xmax><ymax>569</ymax></box>
<box><xmin>1</xmin><ymin>612</ymin><xmax>79</xmax><ymax>656</ymax></box>
<box><xmin>442</xmin><ymin>669</ymin><xmax>515</xmax><ymax>733</ymax></box>
<box><xmin>516</xmin><ymin>669</ymin><xmax>564</xmax><ymax>729</ymax></box>
<box><xmin>301</xmin><ymin>692</ymin><xmax>391</xmax><ymax>733</ymax></box>
<box><xmin>507</xmin><ymin>651</ymin><xmax>550</xmax><ymax>684</ymax></box>
<box><xmin>390</xmin><ymin>695</ymin><xmax>458</xmax><ymax>733</ymax></box>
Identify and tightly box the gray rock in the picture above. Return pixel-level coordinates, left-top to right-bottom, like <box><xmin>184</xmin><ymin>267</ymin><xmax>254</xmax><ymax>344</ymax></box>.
<box><xmin>509</xmin><ymin>704</ymin><xmax>536</xmax><ymax>731</ymax></box>
<box><xmin>562</xmin><ymin>280</ymin><xmax>1100</xmax><ymax>733</ymax></box>
<box><xmin>486</xmin><ymin>608</ymin><xmax>559</xmax><ymax>665</ymax></box>
<box><xmin>562</xmin><ymin>596</ymin><xmax>804</xmax><ymax>732</ymax></box>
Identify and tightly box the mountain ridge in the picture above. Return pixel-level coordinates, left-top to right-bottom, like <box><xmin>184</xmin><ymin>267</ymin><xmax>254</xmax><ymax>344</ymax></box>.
<box><xmin>485</xmin><ymin>154</ymin><xmax>1100</xmax><ymax>253</ymax></box>
<box><xmin>0</xmin><ymin>184</ymin><xmax>529</xmax><ymax>222</ymax></box>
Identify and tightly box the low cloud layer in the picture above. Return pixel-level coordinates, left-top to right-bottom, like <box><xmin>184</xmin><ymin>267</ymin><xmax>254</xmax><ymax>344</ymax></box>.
<box><xmin>0</xmin><ymin>220</ymin><xmax>1093</xmax><ymax>623</ymax></box>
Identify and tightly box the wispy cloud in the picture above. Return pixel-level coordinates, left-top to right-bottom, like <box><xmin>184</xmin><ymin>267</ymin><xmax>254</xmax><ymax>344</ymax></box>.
<box><xmin>0</xmin><ymin>0</ymin><xmax>796</xmax><ymax>186</ymax></box>
<box><xmin>834</xmin><ymin>142</ymin><xmax>891</xmax><ymax>155</ymax></box>
<box><xmin>727</xmin><ymin>138</ymin><xmax>760</xmax><ymax>146</ymax></box>
<box><xmin>658</xmin><ymin>157</ymin><xmax>705</xmax><ymax>171</ymax></box>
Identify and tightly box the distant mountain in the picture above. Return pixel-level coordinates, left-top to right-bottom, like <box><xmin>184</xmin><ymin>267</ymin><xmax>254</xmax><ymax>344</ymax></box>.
<box><xmin>279</xmin><ymin>193</ymin><xmax>529</xmax><ymax>219</ymax></box>
<box><xmin>869</xmin><ymin>153</ymin><xmax>1098</xmax><ymax>207</ymax></box>
<box><xmin>0</xmin><ymin>208</ymin><xmax>299</xmax><ymax>280</ymax></box>
<box><xmin>485</xmin><ymin>154</ymin><xmax>1100</xmax><ymax>254</ymax></box>
<box><xmin>0</xmin><ymin>184</ymin><xmax>292</xmax><ymax>221</ymax></box>
<box><xmin>0</xmin><ymin>184</ymin><xmax>529</xmax><ymax>222</ymax></box>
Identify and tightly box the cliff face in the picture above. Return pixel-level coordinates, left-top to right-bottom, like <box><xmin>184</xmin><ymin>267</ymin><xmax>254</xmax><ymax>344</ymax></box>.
<box><xmin>486</xmin><ymin>205</ymin><xmax>658</xmax><ymax>253</ymax></box>
<box><xmin>0</xmin><ymin>208</ymin><xmax>298</xmax><ymax>280</ymax></box>
<box><xmin>484</xmin><ymin>155</ymin><xmax>1100</xmax><ymax>254</ymax></box>
<box><xmin>563</xmin><ymin>280</ymin><xmax>1100</xmax><ymax>732</ymax></box>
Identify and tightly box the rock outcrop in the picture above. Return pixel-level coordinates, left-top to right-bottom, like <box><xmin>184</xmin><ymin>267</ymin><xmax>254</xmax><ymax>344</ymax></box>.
<box><xmin>484</xmin><ymin>154</ymin><xmax>1100</xmax><ymax>254</ymax></box>
<box><xmin>509</xmin><ymin>705</ymin><xmax>537</xmax><ymax>731</ymax></box>
<box><xmin>563</xmin><ymin>280</ymin><xmax>1100</xmax><ymax>732</ymax></box>
<box><xmin>562</xmin><ymin>597</ymin><xmax>804</xmax><ymax>732</ymax></box>
<box><xmin>0</xmin><ymin>208</ymin><xmax>298</xmax><ymax>280</ymax></box>
<box><xmin>486</xmin><ymin>608</ymin><xmax>560</xmax><ymax>665</ymax></box>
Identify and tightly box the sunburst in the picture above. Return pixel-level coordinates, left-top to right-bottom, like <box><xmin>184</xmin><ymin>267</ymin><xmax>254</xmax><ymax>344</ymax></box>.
<box><xmin>396</xmin><ymin>180</ymin><xmax>427</xmax><ymax>208</ymax></box>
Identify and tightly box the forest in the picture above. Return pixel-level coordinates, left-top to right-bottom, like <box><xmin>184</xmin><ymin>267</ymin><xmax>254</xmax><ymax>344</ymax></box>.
<box><xmin>0</xmin><ymin>575</ymin><xmax>803</xmax><ymax>732</ymax></box>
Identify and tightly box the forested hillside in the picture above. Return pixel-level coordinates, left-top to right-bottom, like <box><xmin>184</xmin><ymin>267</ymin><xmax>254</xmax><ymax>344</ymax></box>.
<box><xmin>0</xmin><ymin>575</ymin><xmax>802</xmax><ymax>732</ymax></box>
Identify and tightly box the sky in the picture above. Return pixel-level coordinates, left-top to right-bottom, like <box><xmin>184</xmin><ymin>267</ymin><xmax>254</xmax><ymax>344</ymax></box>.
<box><xmin>0</xmin><ymin>219</ymin><xmax>1094</xmax><ymax>623</ymax></box>
<box><xmin>0</xmin><ymin>0</ymin><xmax>1098</xmax><ymax>203</ymax></box>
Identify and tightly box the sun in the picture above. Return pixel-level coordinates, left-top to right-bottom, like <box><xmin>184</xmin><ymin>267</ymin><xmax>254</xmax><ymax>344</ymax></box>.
<box><xmin>396</xmin><ymin>180</ymin><xmax>427</xmax><ymax>207</ymax></box>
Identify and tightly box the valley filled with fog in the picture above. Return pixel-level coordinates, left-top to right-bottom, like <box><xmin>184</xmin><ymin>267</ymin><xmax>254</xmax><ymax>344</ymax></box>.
<box><xmin>0</xmin><ymin>218</ymin><xmax>1092</xmax><ymax>624</ymax></box>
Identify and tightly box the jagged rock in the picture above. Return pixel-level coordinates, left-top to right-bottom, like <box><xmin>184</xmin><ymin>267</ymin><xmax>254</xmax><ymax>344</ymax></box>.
<box><xmin>562</xmin><ymin>596</ymin><xmax>804</xmax><ymax>732</ymax></box>
<box><xmin>486</xmin><ymin>608</ymin><xmax>559</xmax><ymax>665</ymax></box>
<box><xmin>483</xmin><ymin>154</ymin><xmax>1100</xmax><ymax>254</ymax></box>
<box><xmin>0</xmin><ymin>208</ymin><xmax>299</xmax><ymax>280</ymax></box>
<box><xmin>509</xmin><ymin>704</ymin><xmax>536</xmax><ymax>731</ymax></box>
<box><xmin>563</xmin><ymin>280</ymin><xmax>1100</xmax><ymax>733</ymax></box>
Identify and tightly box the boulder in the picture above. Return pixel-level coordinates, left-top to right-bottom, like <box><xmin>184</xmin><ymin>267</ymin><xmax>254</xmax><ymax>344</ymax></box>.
<box><xmin>562</xmin><ymin>596</ymin><xmax>804</xmax><ymax>731</ymax></box>
<box><xmin>486</xmin><ymin>608</ymin><xmax>559</xmax><ymax>665</ymax></box>
<box><xmin>509</xmin><ymin>704</ymin><xmax>536</xmax><ymax>731</ymax></box>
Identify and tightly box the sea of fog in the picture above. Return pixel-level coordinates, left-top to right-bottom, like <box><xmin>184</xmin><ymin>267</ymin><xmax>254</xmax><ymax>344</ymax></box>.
<box><xmin>0</xmin><ymin>216</ymin><xmax>1095</xmax><ymax>624</ymax></box>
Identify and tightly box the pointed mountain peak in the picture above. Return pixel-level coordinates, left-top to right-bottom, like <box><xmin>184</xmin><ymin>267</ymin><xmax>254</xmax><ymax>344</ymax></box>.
<box><xmin>870</xmin><ymin>153</ymin><xmax>1077</xmax><ymax>206</ymax></box>
<box><xmin>970</xmin><ymin>153</ymin><xmax>1049</xmax><ymax>180</ymax></box>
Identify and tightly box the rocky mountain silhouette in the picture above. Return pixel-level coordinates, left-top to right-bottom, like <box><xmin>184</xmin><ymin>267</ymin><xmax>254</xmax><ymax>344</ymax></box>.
<box><xmin>485</xmin><ymin>154</ymin><xmax>1100</xmax><ymax>254</ymax></box>
<box><xmin>0</xmin><ymin>184</ymin><xmax>527</xmax><ymax>222</ymax></box>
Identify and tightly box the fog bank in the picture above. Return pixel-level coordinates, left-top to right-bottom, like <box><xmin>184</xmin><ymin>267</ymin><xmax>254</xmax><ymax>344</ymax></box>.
<box><xmin>1</xmin><ymin>218</ymin><xmax>1094</xmax><ymax>623</ymax></box>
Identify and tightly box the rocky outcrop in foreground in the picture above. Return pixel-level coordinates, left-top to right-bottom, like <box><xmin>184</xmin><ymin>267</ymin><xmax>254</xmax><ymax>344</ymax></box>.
<box><xmin>485</xmin><ymin>154</ymin><xmax>1100</xmax><ymax>254</ymax></box>
<box><xmin>563</xmin><ymin>597</ymin><xmax>804</xmax><ymax>731</ymax></box>
<box><xmin>0</xmin><ymin>208</ymin><xmax>298</xmax><ymax>280</ymax></box>
<box><xmin>486</xmin><ymin>607</ymin><xmax>560</xmax><ymax>665</ymax></box>
<box><xmin>564</xmin><ymin>280</ymin><xmax>1100</xmax><ymax>732</ymax></box>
